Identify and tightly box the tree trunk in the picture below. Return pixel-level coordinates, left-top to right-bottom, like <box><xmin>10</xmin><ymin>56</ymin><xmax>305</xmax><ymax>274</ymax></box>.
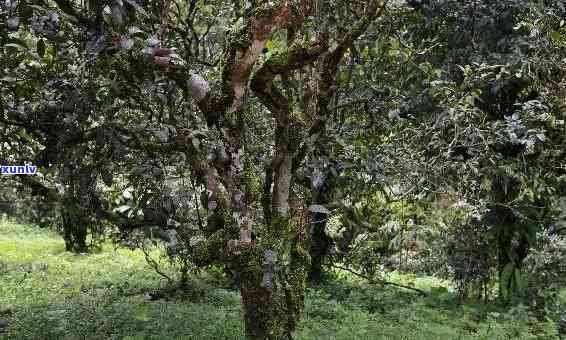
<box><xmin>240</xmin><ymin>267</ymin><xmax>306</xmax><ymax>339</ymax></box>
<box><xmin>308</xmin><ymin>212</ymin><xmax>332</xmax><ymax>283</ymax></box>
<box><xmin>62</xmin><ymin>208</ymin><xmax>88</xmax><ymax>253</ymax></box>
<box><xmin>61</xmin><ymin>191</ymin><xmax>89</xmax><ymax>253</ymax></box>
<box><xmin>308</xmin><ymin>178</ymin><xmax>335</xmax><ymax>283</ymax></box>
<box><xmin>236</xmin><ymin>218</ymin><xmax>309</xmax><ymax>340</ymax></box>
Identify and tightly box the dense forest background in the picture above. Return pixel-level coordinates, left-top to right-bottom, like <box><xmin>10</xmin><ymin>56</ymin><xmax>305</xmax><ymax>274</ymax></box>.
<box><xmin>1</xmin><ymin>0</ymin><xmax>565</xmax><ymax>339</ymax></box>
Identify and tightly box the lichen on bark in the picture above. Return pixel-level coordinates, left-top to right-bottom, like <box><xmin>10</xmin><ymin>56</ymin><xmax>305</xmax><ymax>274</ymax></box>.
<box><xmin>236</xmin><ymin>217</ymin><xmax>309</xmax><ymax>339</ymax></box>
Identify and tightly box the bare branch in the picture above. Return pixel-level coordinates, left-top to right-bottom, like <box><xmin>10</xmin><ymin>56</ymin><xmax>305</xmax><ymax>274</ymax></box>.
<box><xmin>331</xmin><ymin>264</ymin><xmax>428</xmax><ymax>296</ymax></box>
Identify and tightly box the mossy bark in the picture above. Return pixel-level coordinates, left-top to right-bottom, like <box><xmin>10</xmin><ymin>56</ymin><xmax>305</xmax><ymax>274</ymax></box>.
<box><xmin>240</xmin><ymin>267</ymin><xmax>306</xmax><ymax>339</ymax></box>
<box><xmin>236</xmin><ymin>218</ymin><xmax>309</xmax><ymax>340</ymax></box>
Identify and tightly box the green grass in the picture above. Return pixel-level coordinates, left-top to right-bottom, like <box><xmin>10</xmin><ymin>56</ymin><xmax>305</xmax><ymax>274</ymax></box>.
<box><xmin>0</xmin><ymin>219</ymin><xmax>560</xmax><ymax>339</ymax></box>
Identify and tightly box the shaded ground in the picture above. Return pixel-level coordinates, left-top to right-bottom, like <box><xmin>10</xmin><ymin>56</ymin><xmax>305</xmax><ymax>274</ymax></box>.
<box><xmin>0</xmin><ymin>220</ymin><xmax>559</xmax><ymax>339</ymax></box>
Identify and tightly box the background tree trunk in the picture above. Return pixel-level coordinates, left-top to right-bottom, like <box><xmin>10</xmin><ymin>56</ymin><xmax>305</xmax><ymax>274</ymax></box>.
<box><xmin>61</xmin><ymin>203</ymin><xmax>88</xmax><ymax>253</ymax></box>
<box><xmin>308</xmin><ymin>178</ymin><xmax>335</xmax><ymax>283</ymax></box>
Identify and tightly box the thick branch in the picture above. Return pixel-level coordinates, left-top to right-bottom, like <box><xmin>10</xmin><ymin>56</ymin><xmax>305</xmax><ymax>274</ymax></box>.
<box><xmin>251</xmin><ymin>39</ymin><xmax>328</xmax><ymax>123</ymax></box>
<box><xmin>330</xmin><ymin>1</ymin><xmax>386</xmax><ymax>64</ymax></box>
<box><xmin>319</xmin><ymin>0</ymin><xmax>387</xmax><ymax>113</ymax></box>
<box><xmin>294</xmin><ymin>1</ymin><xmax>387</xmax><ymax>170</ymax></box>
<box><xmin>251</xmin><ymin>38</ymin><xmax>327</xmax><ymax>217</ymax></box>
<box><xmin>220</xmin><ymin>0</ymin><xmax>315</xmax><ymax>115</ymax></box>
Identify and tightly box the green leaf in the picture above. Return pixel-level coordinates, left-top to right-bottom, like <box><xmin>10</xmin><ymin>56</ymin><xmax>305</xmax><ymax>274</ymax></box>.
<box><xmin>550</xmin><ymin>31</ymin><xmax>562</xmax><ymax>42</ymax></box>
<box><xmin>116</xmin><ymin>205</ymin><xmax>131</xmax><ymax>213</ymax></box>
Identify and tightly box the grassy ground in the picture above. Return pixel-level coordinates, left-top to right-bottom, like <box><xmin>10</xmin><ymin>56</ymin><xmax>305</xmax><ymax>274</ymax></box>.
<box><xmin>0</xmin><ymin>219</ymin><xmax>560</xmax><ymax>339</ymax></box>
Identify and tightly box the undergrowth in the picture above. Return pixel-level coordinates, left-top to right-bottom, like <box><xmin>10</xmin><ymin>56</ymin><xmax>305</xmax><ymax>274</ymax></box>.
<box><xmin>0</xmin><ymin>219</ymin><xmax>559</xmax><ymax>339</ymax></box>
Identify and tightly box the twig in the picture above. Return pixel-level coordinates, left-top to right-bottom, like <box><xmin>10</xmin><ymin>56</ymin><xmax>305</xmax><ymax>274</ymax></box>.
<box><xmin>138</xmin><ymin>240</ymin><xmax>174</xmax><ymax>284</ymax></box>
<box><xmin>191</xmin><ymin>178</ymin><xmax>204</xmax><ymax>230</ymax></box>
<box><xmin>331</xmin><ymin>264</ymin><xmax>428</xmax><ymax>296</ymax></box>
